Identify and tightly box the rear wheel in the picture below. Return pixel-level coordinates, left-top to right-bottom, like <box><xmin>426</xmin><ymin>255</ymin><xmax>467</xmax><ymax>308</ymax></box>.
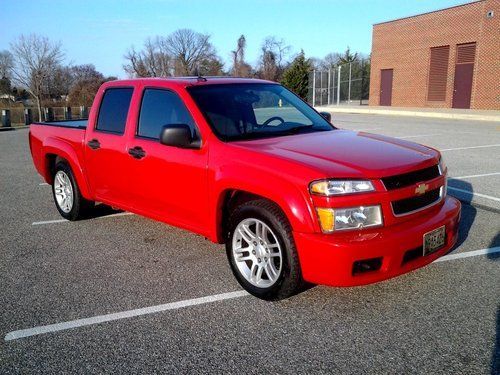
<box><xmin>226</xmin><ymin>199</ymin><xmax>303</xmax><ymax>300</ymax></box>
<box><xmin>52</xmin><ymin>161</ymin><xmax>94</xmax><ymax>220</ymax></box>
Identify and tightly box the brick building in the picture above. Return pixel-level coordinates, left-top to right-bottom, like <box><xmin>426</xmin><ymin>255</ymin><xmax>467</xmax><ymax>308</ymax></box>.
<box><xmin>369</xmin><ymin>0</ymin><xmax>499</xmax><ymax>110</ymax></box>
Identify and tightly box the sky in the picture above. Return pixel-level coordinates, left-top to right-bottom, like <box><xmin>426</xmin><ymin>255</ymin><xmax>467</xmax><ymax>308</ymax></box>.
<box><xmin>0</xmin><ymin>0</ymin><xmax>474</xmax><ymax>78</ymax></box>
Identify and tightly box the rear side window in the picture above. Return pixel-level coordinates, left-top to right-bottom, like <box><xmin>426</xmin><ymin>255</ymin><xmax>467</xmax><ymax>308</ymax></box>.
<box><xmin>96</xmin><ymin>88</ymin><xmax>133</xmax><ymax>134</ymax></box>
<box><xmin>138</xmin><ymin>88</ymin><xmax>196</xmax><ymax>139</ymax></box>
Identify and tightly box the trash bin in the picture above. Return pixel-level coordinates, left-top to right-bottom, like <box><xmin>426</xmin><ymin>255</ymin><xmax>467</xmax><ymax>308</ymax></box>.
<box><xmin>1</xmin><ymin>109</ymin><xmax>11</xmax><ymax>128</ymax></box>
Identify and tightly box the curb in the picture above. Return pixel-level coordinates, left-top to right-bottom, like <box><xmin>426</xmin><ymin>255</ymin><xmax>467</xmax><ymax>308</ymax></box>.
<box><xmin>314</xmin><ymin>107</ymin><xmax>500</xmax><ymax>122</ymax></box>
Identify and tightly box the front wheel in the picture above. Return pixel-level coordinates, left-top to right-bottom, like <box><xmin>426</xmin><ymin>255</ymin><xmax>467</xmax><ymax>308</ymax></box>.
<box><xmin>52</xmin><ymin>161</ymin><xmax>94</xmax><ymax>220</ymax></box>
<box><xmin>226</xmin><ymin>199</ymin><xmax>303</xmax><ymax>300</ymax></box>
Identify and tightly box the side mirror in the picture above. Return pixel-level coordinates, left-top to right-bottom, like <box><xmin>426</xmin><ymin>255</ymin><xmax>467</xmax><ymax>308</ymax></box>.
<box><xmin>319</xmin><ymin>111</ymin><xmax>332</xmax><ymax>122</ymax></box>
<box><xmin>159</xmin><ymin>124</ymin><xmax>200</xmax><ymax>149</ymax></box>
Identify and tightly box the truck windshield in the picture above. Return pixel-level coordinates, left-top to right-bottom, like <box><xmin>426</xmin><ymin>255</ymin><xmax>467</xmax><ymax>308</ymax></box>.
<box><xmin>187</xmin><ymin>83</ymin><xmax>334</xmax><ymax>141</ymax></box>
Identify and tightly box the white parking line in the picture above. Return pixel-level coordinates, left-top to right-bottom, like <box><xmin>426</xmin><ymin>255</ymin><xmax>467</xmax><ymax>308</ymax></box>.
<box><xmin>440</xmin><ymin>144</ymin><xmax>500</xmax><ymax>152</ymax></box>
<box><xmin>39</xmin><ymin>182</ymin><xmax>49</xmax><ymax>186</ymax></box>
<box><xmin>32</xmin><ymin>219</ymin><xmax>68</xmax><ymax>226</ymax></box>
<box><xmin>435</xmin><ymin>246</ymin><xmax>500</xmax><ymax>262</ymax></box>
<box><xmin>31</xmin><ymin>212</ymin><xmax>133</xmax><ymax>226</ymax></box>
<box><xmin>398</xmin><ymin>133</ymin><xmax>442</xmax><ymax>139</ymax></box>
<box><xmin>4</xmin><ymin>291</ymin><xmax>249</xmax><ymax>341</ymax></box>
<box><xmin>450</xmin><ymin>172</ymin><xmax>500</xmax><ymax>180</ymax></box>
<box><xmin>354</xmin><ymin>127</ymin><xmax>382</xmax><ymax>132</ymax></box>
<box><xmin>4</xmin><ymin>246</ymin><xmax>499</xmax><ymax>342</ymax></box>
<box><xmin>447</xmin><ymin>186</ymin><xmax>500</xmax><ymax>202</ymax></box>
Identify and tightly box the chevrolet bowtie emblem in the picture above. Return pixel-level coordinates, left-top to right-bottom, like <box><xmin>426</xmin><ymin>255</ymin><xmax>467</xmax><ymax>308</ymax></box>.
<box><xmin>415</xmin><ymin>183</ymin><xmax>429</xmax><ymax>195</ymax></box>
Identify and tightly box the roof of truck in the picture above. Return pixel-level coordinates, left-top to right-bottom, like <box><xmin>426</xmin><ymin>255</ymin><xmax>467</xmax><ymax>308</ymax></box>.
<box><xmin>103</xmin><ymin>76</ymin><xmax>276</xmax><ymax>88</ymax></box>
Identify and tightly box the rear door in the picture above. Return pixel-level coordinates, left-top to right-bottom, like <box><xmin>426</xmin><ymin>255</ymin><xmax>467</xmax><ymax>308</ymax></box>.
<box><xmin>124</xmin><ymin>86</ymin><xmax>209</xmax><ymax>232</ymax></box>
<box><xmin>84</xmin><ymin>87</ymin><xmax>134</xmax><ymax>205</ymax></box>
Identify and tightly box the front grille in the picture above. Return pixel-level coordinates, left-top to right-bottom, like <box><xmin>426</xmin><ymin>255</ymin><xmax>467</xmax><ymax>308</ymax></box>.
<box><xmin>392</xmin><ymin>187</ymin><xmax>441</xmax><ymax>216</ymax></box>
<box><xmin>382</xmin><ymin>165</ymin><xmax>440</xmax><ymax>191</ymax></box>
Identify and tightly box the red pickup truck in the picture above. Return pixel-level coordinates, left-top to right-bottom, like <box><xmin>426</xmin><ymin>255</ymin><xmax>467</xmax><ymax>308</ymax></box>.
<box><xmin>29</xmin><ymin>77</ymin><xmax>461</xmax><ymax>300</ymax></box>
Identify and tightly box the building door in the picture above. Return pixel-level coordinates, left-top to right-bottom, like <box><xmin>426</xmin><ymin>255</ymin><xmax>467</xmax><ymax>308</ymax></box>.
<box><xmin>379</xmin><ymin>69</ymin><xmax>393</xmax><ymax>106</ymax></box>
<box><xmin>452</xmin><ymin>43</ymin><xmax>476</xmax><ymax>109</ymax></box>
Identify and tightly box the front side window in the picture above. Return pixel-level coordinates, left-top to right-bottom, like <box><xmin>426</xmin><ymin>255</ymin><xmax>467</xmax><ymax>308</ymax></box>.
<box><xmin>187</xmin><ymin>83</ymin><xmax>334</xmax><ymax>141</ymax></box>
<box><xmin>96</xmin><ymin>88</ymin><xmax>133</xmax><ymax>134</ymax></box>
<box><xmin>138</xmin><ymin>88</ymin><xmax>197</xmax><ymax>139</ymax></box>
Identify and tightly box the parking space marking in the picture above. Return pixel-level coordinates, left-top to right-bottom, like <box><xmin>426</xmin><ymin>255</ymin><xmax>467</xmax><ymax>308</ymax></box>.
<box><xmin>447</xmin><ymin>186</ymin><xmax>500</xmax><ymax>202</ymax></box>
<box><xmin>451</xmin><ymin>172</ymin><xmax>500</xmax><ymax>180</ymax></box>
<box><xmin>38</xmin><ymin>182</ymin><xmax>49</xmax><ymax>186</ymax></box>
<box><xmin>397</xmin><ymin>134</ymin><xmax>442</xmax><ymax>139</ymax></box>
<box><xmin>4</xmin><ymin>246</ymin><xmax>499</xmax><ymax>342</ymax></box>
<box><xmin>32</xmin><ymin>219</ymin><xmax>68</xmax><ymax>226</ymax></box>
<box><xmin>353</xmin><ymin>127</ymin><xmax>383</xmax><ymax>131</ymax></box>
<box><xmin>4</xmin><ymin>291</ymin><xmax>249</xmax><ymax>341</ymax></box>
<box><xmin>440</xmin><ymin>144</ymin><xmax>500</xmax><ymax>152</ymax></box>
<box><xmin>435</xmin><ymin>246</ymin><xmax>500</xmax><ymax>262</ymax></box>
<box><xmin>31</xmin><ymin>212</ymin><xmax>134</xmax><ymax>226</ymax></box>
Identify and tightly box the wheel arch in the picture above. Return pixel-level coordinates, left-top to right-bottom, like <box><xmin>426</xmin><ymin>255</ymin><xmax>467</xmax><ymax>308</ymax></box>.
<box><xmin>42</xmin><ymin>138</ymin><xmax>92</xmax><ymax>199</ymax></box>
<box><xmin>212</xmin><ymin>187</ymin><xmax>315</xmax><ymax>244</ymax></box>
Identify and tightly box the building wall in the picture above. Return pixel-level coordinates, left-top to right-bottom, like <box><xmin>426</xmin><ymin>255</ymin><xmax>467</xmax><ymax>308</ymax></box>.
<box><xmin>369</xmin><ymin>0</ymin><xmax>499</xmax><ymax>110</ymax></box>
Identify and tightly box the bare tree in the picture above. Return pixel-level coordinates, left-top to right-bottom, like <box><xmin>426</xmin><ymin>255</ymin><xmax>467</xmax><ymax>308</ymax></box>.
<box><xmin>0</xmin><ymin>50</ymin><xmax>13</xmax><ymax>79</ymax></box>
<box><xmin>162</xmin><ymin>29</ymin><xmax>217</xmax><ymax>75</ymax></box>
<box><xmin>257</xmin><ymin>36</ymin><xmax>290</xmax><ymax>81</ymax></box>
<box><xmin>10</xmin><ymin>34</ymin><xmax>64</xmax><ymax>121</ymax></box>
<box><xmin>231</xmin><ymin>35</ymin><xmax>252</xmax><ymax>77</ymax></box>
<box><xmin>0</xmin><ymin>51</ymin><xmax>14</xmax><ymax>97</ymax></box>
<box><xmin>124</xmin><ymin>37</ymin><xmax>172</xmax><ymax>77</ymax></box>
<box><xmin>70</xmin><ymin>64</ymin><xmax>104</xmax><ymax>82</ymax></box>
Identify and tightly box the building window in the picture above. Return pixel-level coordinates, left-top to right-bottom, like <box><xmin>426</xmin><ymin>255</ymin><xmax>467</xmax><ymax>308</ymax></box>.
<box><xmin>427</xmin><ymin>46</ymin><xmax>450</xmax><ymax>101</ymax></box>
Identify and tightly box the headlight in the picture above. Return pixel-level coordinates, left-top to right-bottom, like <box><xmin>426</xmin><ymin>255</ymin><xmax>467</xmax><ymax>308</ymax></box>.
<box><xmin>438</xmin><ymin>155</ymin><xmax>447</xmax><ymax>175</ymax></box>
<box><xmin>316</xmin><ymin>205</ymin><xmax>383</xmax><ymax>232</ymax></box>
<box><xmin>310</xmin><ymin>180</ymin><xmax>375</xmax><ymax>196</ymax></box>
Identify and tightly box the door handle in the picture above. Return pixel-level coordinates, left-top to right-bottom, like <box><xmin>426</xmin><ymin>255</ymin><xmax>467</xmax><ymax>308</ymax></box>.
<box><xmin>87</xmin><ymin>139</ymin><xmax>101</xmax><ymax>150</ymax></box>
<box><xmin>128</xmin><ymin>146</ymin><xmax>146</xmax><ymax>159</ymax></box>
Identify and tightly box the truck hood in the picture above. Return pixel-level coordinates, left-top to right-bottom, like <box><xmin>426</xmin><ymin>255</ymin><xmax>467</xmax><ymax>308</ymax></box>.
<box><xmin>232</xmin><ymin>130</ymin><xmax>440</xmax><ymax>178</ymax></box>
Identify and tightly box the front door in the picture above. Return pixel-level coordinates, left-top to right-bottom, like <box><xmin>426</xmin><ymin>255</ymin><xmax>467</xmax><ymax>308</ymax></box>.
<box><xmin>84</xmin><ymin>87</ymin><xmax>134</xmax><ymax>205</ymax></box>
<box><xmin>380</xmin><ymin>69</ymin><xmax>393</xmax><ymax>106</ymax></box>
<box><xmin>125</xmin><ymin>87</ymin><xmax>209</xmax><ymax>232</ymax></box>
<box><xmin>452</xmin><ymin>43</ymin><xmax>476</xmax><ymax>109</ymax></box>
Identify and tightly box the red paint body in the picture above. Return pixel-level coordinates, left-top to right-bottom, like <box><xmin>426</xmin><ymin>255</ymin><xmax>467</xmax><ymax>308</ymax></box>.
<box><xmin>29</xmin><ymin>78</ymin><xmax>461</xmax><ymax>287</ymax></box>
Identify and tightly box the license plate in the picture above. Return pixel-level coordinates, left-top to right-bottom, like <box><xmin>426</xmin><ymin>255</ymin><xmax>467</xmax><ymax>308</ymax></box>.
<box><xmin>423</xmin><ymin>225</ymin><xmax>446</xmax><ymax>256</ymax></box>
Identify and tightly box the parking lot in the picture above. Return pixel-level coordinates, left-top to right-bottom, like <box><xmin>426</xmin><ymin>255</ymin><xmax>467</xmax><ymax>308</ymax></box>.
<box><xmin>1</xmin><ymin>114</ymin><xmax>499</xmax><ymax>374</ymax></box>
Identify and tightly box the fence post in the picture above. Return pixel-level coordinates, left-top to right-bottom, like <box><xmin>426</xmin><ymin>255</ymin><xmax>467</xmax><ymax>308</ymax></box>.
<box><xmin>328</xmin><ymin>69</ymin><xmax>332</xmax><ymax>105</ymax></box>
<box><xmin>80</xmin><ymin>106</ymin><xmax>88</xmax><ymax>119</ymax></box>
<box><xmin>24</xmin><ymin>108</ymin><xmax>33</xmax><ymax>125</ymax></box>
<box><xmin>44</xmin><ymin>108</ymin><xmax>54</xmax><ymax>122</ymax></box>
<box><xmin>64</xmin><ymin>106</ymin><xmax>72</xmax><ymax>120</ymax></box>
<box><xmin>336</xmin><ymin>66</ymin><xmax>341</xmax><ymax>105</ymax></box>
<box><xmin>311</xmin><ymin>70</ymin><xmax>316</xmax><ymax>106</ymax></box>
<box><xmin>1</xmin><ymin>109</ymin><xmax>11</xmax><ymax>128</ymax></box>
<box><xmin>360</xmin><ymin>60</ymin><xmax>364</xmax><ymax>106</ymax></box>
<box><xmin>320</xmin><ymin>71</ymin><xmax>323</xmax><ymax>106</ymax></box>
<box><xmin>348</xmin><ymin>62</ymin><xmax>352</xmax><ymax>103</ymax></box>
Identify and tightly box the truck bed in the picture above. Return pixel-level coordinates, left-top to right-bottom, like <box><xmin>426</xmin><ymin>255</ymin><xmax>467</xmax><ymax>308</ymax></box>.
<box><xmin>34</xmin><ymin>119</ymin><xmax>88</xmax><ymax>129</ymax></box>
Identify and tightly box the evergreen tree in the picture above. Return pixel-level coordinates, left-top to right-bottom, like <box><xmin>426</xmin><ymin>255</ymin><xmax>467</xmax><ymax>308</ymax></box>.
<box><xmin>281</xmin><ymin>50</ymin><xmax>311</xmax><ymax>101</ymax></box>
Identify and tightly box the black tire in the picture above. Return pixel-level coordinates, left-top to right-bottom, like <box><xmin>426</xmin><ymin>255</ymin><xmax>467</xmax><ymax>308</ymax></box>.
<box><xmin>52</xmin><ymin>161</ymin><xmax>94</xmax><ymax>220</ymax></box>
<box><xmin>226</xmin><ymin>199</ymin><xmax>304</xmax><ymax>300</ymax></box>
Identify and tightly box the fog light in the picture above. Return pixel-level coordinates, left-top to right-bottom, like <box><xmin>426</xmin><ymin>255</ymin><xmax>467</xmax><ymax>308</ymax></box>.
<box><xmin>316</xmin><ymin>205</ymin><xmax>383</xmax><ymax>232</ymax></box>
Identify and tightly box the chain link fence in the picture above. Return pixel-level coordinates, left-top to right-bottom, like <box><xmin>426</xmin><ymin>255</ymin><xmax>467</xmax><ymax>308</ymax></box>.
<box><xmin>307</xmin><ymin>59</ymin><xmax>370</xmax><ymax>107</ymax></box>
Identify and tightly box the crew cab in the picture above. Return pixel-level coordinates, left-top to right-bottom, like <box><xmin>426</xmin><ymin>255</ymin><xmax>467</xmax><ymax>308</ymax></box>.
<box><xmin>29</xmin><ymin>77</ymin><xmax>461</xmax><ymax>300</ymax></box>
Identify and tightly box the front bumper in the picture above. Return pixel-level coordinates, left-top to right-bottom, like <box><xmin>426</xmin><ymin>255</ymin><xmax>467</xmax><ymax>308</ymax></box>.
<box><xmin>293</xmin><ymin>196</ymin><xmax>461</xmax><ymax>287</ymax></box>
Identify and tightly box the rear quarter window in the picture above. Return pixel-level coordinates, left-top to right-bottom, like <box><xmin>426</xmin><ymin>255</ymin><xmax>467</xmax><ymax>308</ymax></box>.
<box><xmin>96</xmin><ymin>88</ymin><xmax>134</xmax><ymax>134</ymax></box>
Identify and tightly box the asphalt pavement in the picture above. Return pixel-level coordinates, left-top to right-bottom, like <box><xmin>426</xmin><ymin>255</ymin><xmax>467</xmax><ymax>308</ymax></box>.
<box><xmin>0</xmin><ymin>115</ymin><xmax>499</xmax><ymax>374</ymax></box>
